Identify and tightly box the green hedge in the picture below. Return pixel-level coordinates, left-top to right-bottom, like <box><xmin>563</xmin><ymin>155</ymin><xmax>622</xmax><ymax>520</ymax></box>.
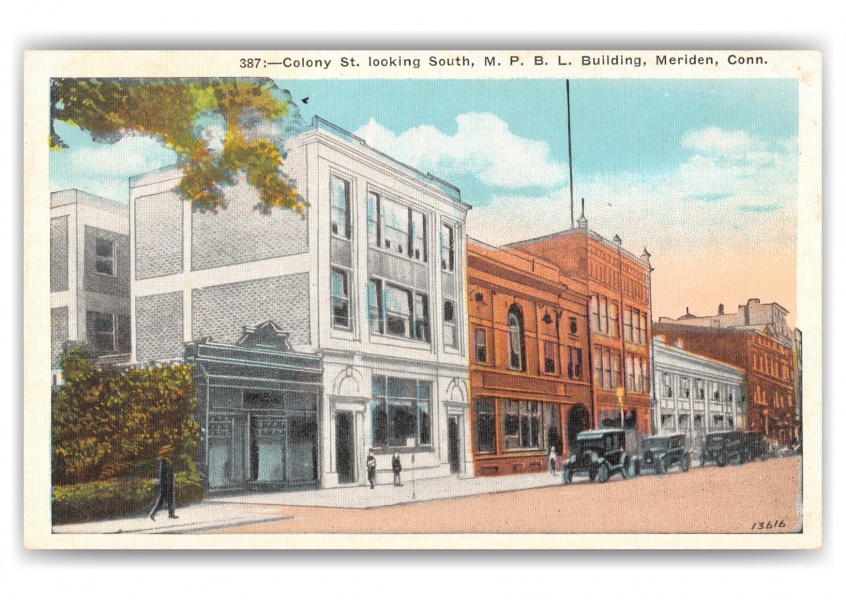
<box><xmin>52</xmin><ymin>471</ymin><xmax>203</xmax><ymax>525</ymax></box>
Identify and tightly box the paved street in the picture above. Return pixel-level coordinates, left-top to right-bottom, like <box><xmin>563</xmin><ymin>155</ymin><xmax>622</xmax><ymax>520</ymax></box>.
<box><xmin>54</xmin><ymin>456</ymin><xmax>801</xmax><ymax>535</ymax></box>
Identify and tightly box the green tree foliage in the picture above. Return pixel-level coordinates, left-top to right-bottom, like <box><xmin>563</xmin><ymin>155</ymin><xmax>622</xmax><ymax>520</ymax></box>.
<box><xmin>50</xmin><ymin>78</ymin><xmax>305</xmax><ymax>212</ymax></box>
<box><xmin>52</xmin><ymin>344</ymin><xmax>199</xmax><ymax>486</ymax></box>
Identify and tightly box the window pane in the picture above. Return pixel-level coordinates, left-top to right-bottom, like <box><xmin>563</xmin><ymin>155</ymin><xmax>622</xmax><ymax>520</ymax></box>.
<box><xmin>410</xmin><ymin>210</ymin><xmax>427</xmax><ymax>262</ymax></box>
<box><xmin>384</xmin><ymin>284</ymin><xmax>411</xmax><ymax>337</ymax></box>
<box><xmin>381</xmin><ymin>198</ymin><xmax>408</xmax><ymax>254</ymax></box>
<box><xmin>367</xmin><ymin>193</ymin><xmax>380</xmax><ymax>247</ymax></box>
<box><xmin>414</xmin><ymin>293</ymin><xmax>430</xmax><ymax>342</ymax></box>
<box><xmin>544</xmin><ymin>341</ymin><xmax>555</xmax><ymax>373</ymax></box>
<box><xmin>475</xmin><ymin>328</ymin><xmax>487</xmax><ymax>363</ymax></box>
<box><xmin>331</xmin><ymin>269</ymin><xmax>350</xmax><ymax>329</ymax></box>
<box><xmin>387</xmin><ymin>401</ymin><xmax>416</xmax><ymax>447</ymax></box>
<box><xmin>508</xmin><ymin>312</ymin><xmax>523</xmax><ymax>370</ymax></box>
<box><xmin>330</xmin><ymin>176</ymin><xmax>350</xmax><ymax>238</ymax></box>
<box><xmin>367</xmin><ymin>280</ymin><xmax>383</xmax><ymax>334</ymax></box>
<box><xmin>476</xmin><ymin>400</ymin><xmax>495</xmax><ymax>453</ymax></box>
<box><xmin>440</xmin><ymin>223</ymin><xmax>455</xmax><ymax>272</ymax></box>
<box><xmin>387</xmin><ymin>377</ymin><xmax>416</xmax><ymax>400</ymax></box>
<box><xmin>370</xmin><ymin>401</ymin><xmax>387</xmax><ymax>447</ymax></box>
<box><xmin>417</xmin><ymin>402</ymin><xmax>431</xmax><ymax>445</ymax></box>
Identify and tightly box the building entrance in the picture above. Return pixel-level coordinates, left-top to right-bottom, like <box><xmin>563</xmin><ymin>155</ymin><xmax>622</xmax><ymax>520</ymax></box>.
<box><xmin>335</xmin><ymin>411</ymin><xmax>356</xmax><ymax>484</ymax></box>
<box><xmin>448</xmin><ymin>416</ymin><xmax>461</xmax><ymax>474</ymax></box>
<box><xmin>566</xmin><ymin>403</ymin><xmax>591</xmax><ymax>454</ymax></box>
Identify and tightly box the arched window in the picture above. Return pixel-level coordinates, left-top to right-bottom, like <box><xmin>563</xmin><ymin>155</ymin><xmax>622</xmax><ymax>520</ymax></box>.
<box><xmin>507</xmin><ymin>305</ymin><xmax>525</xmax><ymax>371</ymax></box>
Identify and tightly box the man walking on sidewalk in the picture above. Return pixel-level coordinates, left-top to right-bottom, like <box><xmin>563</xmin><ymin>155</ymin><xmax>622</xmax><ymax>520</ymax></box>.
<box><xmin>392</xmin><ymin>452</ymin><xmax>403</xmax><ymax>486</ymax></box>
<box><xmin>148</xmin><ymin>445</ymin><xmax>178</xmax><ymax>521</ymax></box>
<box><xmin>366</xmin><ymin>448</ymin><xmax>377</xmax><ymax>489</ymax></box>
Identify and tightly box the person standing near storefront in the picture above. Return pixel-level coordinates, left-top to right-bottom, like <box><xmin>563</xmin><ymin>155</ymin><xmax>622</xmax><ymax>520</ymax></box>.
<box><xmin>148</xmin><ymin>445</ymin><xmax>178</xmax><ymax>521</ymax></box>
<box><xmin>366</xmin><ymin>448</ymin><xmax>377</xmax><ymax>489</ymax></box>
<box><xmin>548</xmin><ymin>446</ymin><xmax>557</xmax><ymax>474</ymax></box>
<box><xmin>392</xmin><ymin>452</ymin><xmax>402</xmax><ymax>486</ymax></box>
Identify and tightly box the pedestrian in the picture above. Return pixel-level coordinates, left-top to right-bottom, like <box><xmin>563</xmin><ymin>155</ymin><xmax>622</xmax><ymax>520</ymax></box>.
<box><xmin>366</xmin><ymin>448</ymin><xmax>377</xmax><ymax>489</ymax></box>
<box><xmin>392</xmin><ymin>452</ymin><xmax>402</xmax><ymax>486</ymax></box>
<box><xmin>548</xmin><ymin>446</ymin><xmax>557</xmax><ymax>474</ymax></box>
<box><xmin>148</xmin><ymin>444</ymin><xmax>178</xmax><ymax>521</ymax></box>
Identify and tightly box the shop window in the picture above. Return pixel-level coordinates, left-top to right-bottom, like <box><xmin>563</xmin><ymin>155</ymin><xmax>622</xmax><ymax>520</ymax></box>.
<box><xmin>370</xmin><ymin>376</ymin><xmax>432</xmax><ymax>449</ymax></box>
<box><xmin>330</xmin><ymin>176</ymin><xmax>351</xmax><ymax>239</ymax></box>
<box><xmin>95</xmin><ymin>238</ymin><xmax>115</xmax><ymax>276</ymax></box>
<box><xmin>475</xmin><ymin>328</ymin><xmax>488</xmax><ymax>364</ymax></box>
<box><xmin>330</xmin><ymin>268</ymin><xmax>351</xmax><ymax>329</ymax></box>
<box><xmin>475</xmin><ymin>399</ymin><xmax>495</xmax><ymax>453</ymax></box>
<box><xmin>504</xmin><ymin>400</ymin><xmax>543</xmax><ymax>450</ymax></box>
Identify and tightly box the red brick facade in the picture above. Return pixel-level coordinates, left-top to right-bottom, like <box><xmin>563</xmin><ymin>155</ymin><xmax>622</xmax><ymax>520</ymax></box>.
<box><xmin>467</xmin><ymin>241</ymin><xmax>593</xmax><ymax>476</ymax></box>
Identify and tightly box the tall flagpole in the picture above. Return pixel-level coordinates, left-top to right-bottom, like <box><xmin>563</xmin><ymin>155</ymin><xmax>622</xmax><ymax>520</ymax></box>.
<box><xmin>567</xmin><ymin>79</ymin><xmax>575</xmax><ymax>229</ymax></box>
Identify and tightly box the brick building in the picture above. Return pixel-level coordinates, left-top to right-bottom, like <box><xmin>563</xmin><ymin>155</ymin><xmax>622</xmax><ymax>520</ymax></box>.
<box><xmin>130</xmin><ymin>117</ymin><xmax>472</xmax><ymax>492</ymax></box>
<box><xmin>508</xmin><ymin>211</ymin><xmax>653</xmax><ymax>436</ymax></box>
<box><xmin>652</xmin><ymin>320</ymin><xmax>798</xmax><ymax>447</ymax></box>
<box><xmin>50</xmin><ymin>189</ymin><xmax>131</xmax><ymax>372</ymax></box>
<box><xmin>467</xmin><ymin>240</ymin><xmax>592</xmax><ymax>476</ymax></box>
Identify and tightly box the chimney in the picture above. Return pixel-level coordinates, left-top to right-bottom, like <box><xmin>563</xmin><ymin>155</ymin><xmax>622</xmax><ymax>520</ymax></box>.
<box><xmin>718</xmin><ymin>303</ymin><xmax>724</xmax><ymax>315</ymax></box>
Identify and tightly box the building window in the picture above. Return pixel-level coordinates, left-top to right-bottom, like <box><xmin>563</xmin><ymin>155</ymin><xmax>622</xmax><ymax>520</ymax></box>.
<box><xmin>504</xmin><ymin>400</ymin><xmax>541</xmax><ymax>450</ymax></box>
<box><xmin>369</xmin><ymin>279</ymin><xmax>429</xmax><ymax>342</ymax></box>
<box><xmin>440</xmin><ymin>222</ymin><xmax>455</xmax><ymax>272</ymax></box>
<box><xmin>367</xmin><ymin>192</ymin><xmax>427</xmax><ymax>261</ymax></box>
<box><xmin>475</xmin><ymin>399</ymin><xmax>495</xmax><ymax>453</ymax></box>
<box><xmin>567</xmin><ymin>347</ymin><xmax>582</xmax><ymax>380</ymax></box>
<box><xmin>371</xmin><ymin>376</ymin><xmax>432</xmax><ymax>448</ymax></box>
<box><xmin>569</xmin><ymin>317</ymin><xmax>578</xmax><ymax>335</ymax></box>
<box><xmin>638</xmin><ymin>313</ymin><xmax>648</xmax><ymax>346</ymax></box>
<box><xmin>608</xmin><ymin>302</ymin><xmax>619</xmax><ymax>338</ymax></box>
<box><xmin>593</xmin><ymin>347</ymin><xmax>603</xmax><ymax>389</ymax></box>
<box><xmin>543</xmin><ymin>341</ymin><xmax>556</xmax><ymax>374</ymax></box>
<box><xmin>87</xmin><ymin>311</ymin><xmax>115</xmax><ymax>354</ymax></box>
<box><xmin>624</xmin><ymin>308</ymin><xmax>633</xmax><ymax>342</ymax></box>
<box><xmin>599</xmin><ymin>296</ymin><xmax>609</xmax><ymax>335</ymax></box>
<box><xmin>443</xmin><ymin>300</ymin><xmax>457</xmax><ymax>349</ymax></box>
<box><xmin>507</xmin><ymin>305</ymin><xmax>525</xmax><ymax>371</ymax></box>
<box><xmin>603</xmin><ymin>348</ymin><xmax>613</xmax><ymax>390</ymax></box>
<box><xmin>612</xmin><ymin>352</ymin><xmax>621</xmax><ymax>389</ymax></box>
<box><xmin>95</xmin><ymin>238</ymin><xmax>115</xmax><ymax>276</ymax></box>
<box><xmin>695</xmin><ymin>378</ymin><xmax>705</xmax><ymax>399</ymax></box>
<box><xmin>474</xmin><ymin>328</ymin><xmax>488</xmax><ymax>363</ymax></box>
<box><xmin>681</xmin><ymin>377</ymin><xmax>691</xmax><ymax>398</ymax></box>
<box><xmin>330</xmin><ymin>269</ymin><xmax>351</xmax><ymax>329</ymax></box>
<box><xmin>662</xmin><ymin>372</ymin><xmax>673</xmax><ymax>397</ymax></box>
<box><xmin>330</xmin><ymin>176</ymin><xmax>351</xmax><ymax>239</ymax></box>
<box><xmin>590</xmin><ymin>295</ymin><xmax>600</xmax><ymax>333</ymax></box>
<box><xmin>625</xmin><ymin>355</ymin><xmax>635</xmax><ymax>390</ymax></box>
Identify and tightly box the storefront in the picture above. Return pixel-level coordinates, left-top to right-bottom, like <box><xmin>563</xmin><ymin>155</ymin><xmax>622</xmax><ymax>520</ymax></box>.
<box><xmin>185</xmin><ymin>321</ymin><xmax>323</xmax><ymax>494</ymax></box>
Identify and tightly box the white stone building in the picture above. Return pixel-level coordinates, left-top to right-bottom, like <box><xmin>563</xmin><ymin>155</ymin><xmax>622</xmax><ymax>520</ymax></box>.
<box><xmin>652</xmin><ymin>336</ymin><xmax>745</xmax><ymax>446</ymax></box>
<box><xmin>130</xmin><ymin>117</ymin><xmax>472</xmax><ymax>492</ymax></box>
<box><xmin>50</xmin><ymin>190</ymin><xmax>131</xmax><ymax>371</ymax></box>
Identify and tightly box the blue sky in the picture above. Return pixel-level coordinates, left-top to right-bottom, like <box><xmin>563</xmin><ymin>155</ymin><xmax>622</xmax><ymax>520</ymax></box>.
<box><xmin>49</xmin><ymin>78</ymin><xmax>799</xmax><ymax>321</ymax></box>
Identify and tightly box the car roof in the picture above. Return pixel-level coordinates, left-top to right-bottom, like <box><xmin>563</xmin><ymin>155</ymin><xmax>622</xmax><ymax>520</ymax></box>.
<box><xmin>644</xmin><ymin>433</ymin><xmax>684</xmax><ymax>440</ymax></box>
<box><xmin>576</xmin><ymin>428</ymin><xmax>625</xmax><ymax>440</ymax></box>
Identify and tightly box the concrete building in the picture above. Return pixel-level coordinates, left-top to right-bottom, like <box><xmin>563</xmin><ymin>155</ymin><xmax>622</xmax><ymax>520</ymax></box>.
<box><xmin>467</xmin><ymin>240</ymin><xmax>592</xmax><ymax>476</ymax></box>
<box><xmin>50</xmin><ymin>189</ymin><xmax>131</xmax><ymax>370</ymax></box>
<box><xmin>652</xmin><ymin>336</ymin><xmax>744</xmax><ymax>449</ymax></box>
<box><xmin>130</xmin><ymin>117</ymin><xmax>472</xmax><ymax>493</ymax></box>
<box><xmin>508</xmin><ymin>207</ymin><xmax>653</xmax><ymax>437</ymax></box>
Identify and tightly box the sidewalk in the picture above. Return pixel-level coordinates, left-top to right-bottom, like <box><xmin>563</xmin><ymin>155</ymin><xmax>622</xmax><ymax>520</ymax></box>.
<box><xmin>53</xmin><ymin>470</ymin><xmax>565</xmax><ymax>534</ymax></box>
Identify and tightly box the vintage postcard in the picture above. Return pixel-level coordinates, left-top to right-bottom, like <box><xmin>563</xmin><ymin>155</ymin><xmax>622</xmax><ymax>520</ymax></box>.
<box><xmin>23</xmin><ymin>50</ymin><xmax>821</xmax><ymax>549</ymax></box>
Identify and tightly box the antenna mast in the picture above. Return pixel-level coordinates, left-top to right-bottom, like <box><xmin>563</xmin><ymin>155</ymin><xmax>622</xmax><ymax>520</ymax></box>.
<box><xmin>567</xmin><ymin>79</ymin><xmax>575</xmax><ymax>229</ymax></box>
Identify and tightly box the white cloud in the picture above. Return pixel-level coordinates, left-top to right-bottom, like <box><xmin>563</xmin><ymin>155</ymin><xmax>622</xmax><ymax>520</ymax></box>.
<box><xmin>354</xmin><ymin>113</ymin><xmax>566</xmax><ymax>189</ymax></box>
<box><xmin>681</xmin><ymin>127</ymin><xmax>763</xmax><ymax>156</ymax></box>
<box><xmin>67</xmin><ymin>135</ymin><xmax>177</xmax><ymax>176</ymax></box>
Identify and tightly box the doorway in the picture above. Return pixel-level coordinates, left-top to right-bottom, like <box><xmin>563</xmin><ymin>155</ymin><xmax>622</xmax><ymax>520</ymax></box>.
<box><xmin>448</xmin><ymin>416</ymin><xmax>461</xmax><ymax>474</ymax></box>
<box><xmin>566</xmin><ymin>404</ymin><xmax>591</xmax><ymax>454</ymax></box>
<box><xmin>335</xmin><ymin>411</ymin><xmax>356</xmax><ymax>484</ymax></box>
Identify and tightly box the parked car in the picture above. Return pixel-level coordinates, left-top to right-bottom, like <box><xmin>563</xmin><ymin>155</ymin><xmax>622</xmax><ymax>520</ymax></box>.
<box><xmin>561</xmin><ymin>428</ymin><xmax>638</xmax><ymax>484</ymax></box>
<box><xmin>700</xmin><ymin>430</ymin><xmax>745</xmax><ymax>467</ymax></box>
<box><xmin>741</xmin><ymin>432</ymin><xmax>769</xmax><ymax>462</ymax></box>
<box><xmin>640</xmin><ymin>433</ymin><xmax>691</xmax><ymax>475</ymax></box>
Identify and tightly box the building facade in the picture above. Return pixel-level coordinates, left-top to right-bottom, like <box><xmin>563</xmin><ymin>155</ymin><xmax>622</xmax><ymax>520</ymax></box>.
<box><xmin>50</xmin><ymin>189</ymin><xmax>131</xmax><ymax>370</ymax></box>
<box><xmin>467</xmin><ymin>240</ymin><xmax>592</xmax><ymax>476</ymax></box>
<box><xmin>653</xmin><ymin>321</ymin><xmax>798</xmax><ymax>447</ymax></box>
<box><xmin>509</xmin><ymin>215</ymin><xmax>653</xmax><ymax>436</ymax></box>
<box><xmin>652</xmin><ymin>337</ymin><xmax>744</xmax><ymax>449</ymax></box>
<box><xmin>130</xmin><ymin>117</ymin><xmax>472</xmax><ymax>492</ymax></box>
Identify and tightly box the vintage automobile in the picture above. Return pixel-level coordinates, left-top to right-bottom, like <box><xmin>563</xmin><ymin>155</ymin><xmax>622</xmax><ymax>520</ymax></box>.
<box><xmin>639</xmin><ymin>433</ymin><xmax>691</xmax><ymax>475</ymax></box>
<box><xmin>560</xmin><ymin>428</ymin><xmax>638</xmax><ymax>484</ymax></box>
<box><xmin>700</xmin><ymin>430</ymin><xmax>745</xmax><ymax>467</ymax></box>
<box><xmin>741</xmin><ymin>431</ymin><xmax>769</xmax><ymax>462</ymax></box>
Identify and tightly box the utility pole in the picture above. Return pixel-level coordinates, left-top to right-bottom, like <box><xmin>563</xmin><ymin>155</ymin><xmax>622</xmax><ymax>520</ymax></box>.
<box><xmin>567</xmin><ymin>80</ymin><xmax>575</xmax><ymax>229</ymax></box>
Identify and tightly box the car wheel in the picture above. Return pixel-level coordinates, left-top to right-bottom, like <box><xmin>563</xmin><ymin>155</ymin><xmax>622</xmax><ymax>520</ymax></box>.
<box><xmin>632</xmin><ymin>458</ymin><xmax>641</xmax><ymax>477</ymax></box>
<box><xmin>621</xmin><ymin>456</ymin><xmax>631</xmax><ymax>479</ymax></box>
<box><xmin>596</xmin><ymin>462</ymin><xmax>610</xmax><ymax>484</ymax></box>
<box><xmin>561</xmin><ymin>469</ymin><xmax>571</xmax><ymax>485</ymax></box>
<box><xmin>681</xmin><ymin>453</ymin><xmax>691</xmax><ymax>472</ymax></box>
<box><xmin>658</xmin><ymin>456</ymin><xmax>667</xmax><ymax>476</ymax></box>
